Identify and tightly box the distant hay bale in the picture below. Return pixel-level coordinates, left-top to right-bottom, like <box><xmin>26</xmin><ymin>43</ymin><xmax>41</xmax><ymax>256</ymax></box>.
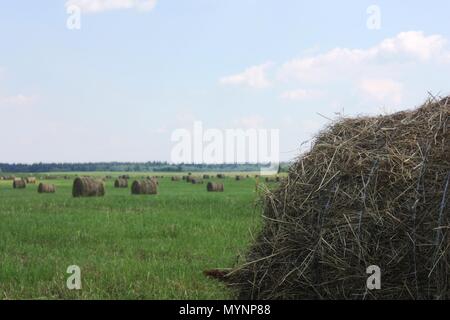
<box><xmin>203</xmin><ymin>174</ymin><xmax>210</xmax><ymax>179</ymax></box>
<box><xmin>119</xmin><ymin>175</ymin><xmax>130</xmax><ymax>179</ymax></box>
<box><xmin>13</xmin><ymin>179</ymin><xmax>26</xmax><ymax>189</ymax></box>
<box><xmin>191</xmin><ymin>178</ymin><xmax>204</xmax><ymax>184</ymax></box>
<box><xmin>207</xmin><ymin>182</ymin><xmax>224</xmax><ymax>192</ymax></box>
<box><xmin>25</xmin><ymin>177</ymin><xmax>37</xmax><ymax>184</ymax></box>
<box><xmin>186</xmin><ymin>176</ymin><xmax>193</xmax><ymax>183</ymax></box>
<box><xmin>235</xmin><ymin>175</ymin><xmax>243</xmax><ymax>181</ymax></box>
<box><xmin>72</xmin><ymin>177</ymin><xmax>105</xmax><ymax>197</ymax></box>
<box><xmin>217</xmin><ymin>174</ymin><xmax>225</xmax><ymax>179</ymax></box>
<box><xmin>114</xmin><ymin>178</ymin><xmax>128</xmax><ymax>188</ymax></box>
<box><xmin>38</xmin><ymin>183</ymin><xmax>55</xmax><ymax>194</ymax></box>
<box><xmin>171</xmin><ymin>176</ymin><xmax>181</xmax><ymax>181</ymax></box>
<box><xmin>131</xmin><ymin>180</ymin><xmax>157</xmax><ymax>195</ymax></box>
<box><xmin>182</xmin><ymin>176</ymin><xmax>187</xmax><ymax>180</ymax></box>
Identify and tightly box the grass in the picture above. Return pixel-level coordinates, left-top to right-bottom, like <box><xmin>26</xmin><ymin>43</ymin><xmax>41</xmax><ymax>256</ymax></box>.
<box><xmin>0</xmin><ymin>174</ymin><xmax>266</xmax><ymax>299</ymax></box>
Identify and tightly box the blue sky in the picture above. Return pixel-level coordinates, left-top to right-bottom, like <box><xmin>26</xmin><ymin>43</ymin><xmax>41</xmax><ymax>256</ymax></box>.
<box><xmin>1</xmin><ymin>0</ymin><xmax>450</xmax><ymax>163</ymax></box>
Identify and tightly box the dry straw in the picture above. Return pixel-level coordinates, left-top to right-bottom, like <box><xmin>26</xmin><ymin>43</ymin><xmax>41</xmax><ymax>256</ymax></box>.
<box><xmin>26</xmin><ymin>177</ymin><xmax>37</xmax><ymax>184</ymax></box>
<box><xmin>72</xmin><ymin>177</ymin><xmax>105</xmax><ymax>197</ymax></box>
<box><xmin>38</xmin><ymin>183</ymin><xmax>55</xmax><ymax>193</ymax></box>
<box><xmin>191</xmin><ymin>178</ymin><xmax>204</xmax><ymax>184</ymax></box>
<box><xmin>114</xmin><ymin>178</ymin><xmax>128</xmax><ymax>188</ymax></box>
<box><xmin>207</xmin><ymin>182</ymin><xmax>224</xmax><ymax>192</ymax></box>
<box><xmin>131</xmin><ymin>180</ymin><xmax>157</xmax><ymax>195</ymax></box>
<box><xmin>223</xmin><ymin>96</ymin><xmax>450</xmax><ymax>300</ymax></box>
<box><xmin>13</xmin><ymin>179</ymin><xmax>26</xmax><ymax>189</ymax></box>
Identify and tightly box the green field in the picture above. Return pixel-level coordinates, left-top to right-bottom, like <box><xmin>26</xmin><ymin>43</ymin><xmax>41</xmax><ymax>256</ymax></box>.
<box><xmin>0</xmin><ymin>174</ymin><xmax>266</xmax><ymax>299</ymax></box>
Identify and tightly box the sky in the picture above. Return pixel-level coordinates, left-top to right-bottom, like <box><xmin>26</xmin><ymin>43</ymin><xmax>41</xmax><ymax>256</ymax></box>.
<box><xmin>1</xmin><ymin>0</ymin><xmax>450</xmax><ymax>163</ymax></box>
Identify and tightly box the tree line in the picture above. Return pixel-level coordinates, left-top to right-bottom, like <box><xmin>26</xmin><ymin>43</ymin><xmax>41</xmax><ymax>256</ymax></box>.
<box><xmin>0</xmin><ymin>162</ymin><xmax>291</xmax><ymax>173</ymax></box>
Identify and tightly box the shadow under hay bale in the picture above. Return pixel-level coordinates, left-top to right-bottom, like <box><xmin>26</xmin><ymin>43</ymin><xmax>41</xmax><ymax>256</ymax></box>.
<box><xmin>114</xmin><ymin>178</ymin><xmax>128</xmax><ymax>188</ymax></box>
<box><xmin>223</xmin><ymin>96</ymin><xmax>450</xmax><ymax>300</ymax></box>
<box><xmin>38</xmin><ymin>183</ymin><xmax>55</xmax><ymax>194</ymax></box>
<box><xmin>131</xmin><ymin>180</ymin><xmax>157</xmax><ymax>195</ymax></box>
<box><xmin>72</xmin><ymin>177</ymin><xmax>105</xmax><ymax>197</ymax></box>
<box><xmin>207</xmin><ymin>182</ymin><xmax>224</xmax><ymax>192</ymax></box>
<box><xmin>13</xmin><ymin>179</ymin><xmax>26</xmax><ymax>189</ymax></box>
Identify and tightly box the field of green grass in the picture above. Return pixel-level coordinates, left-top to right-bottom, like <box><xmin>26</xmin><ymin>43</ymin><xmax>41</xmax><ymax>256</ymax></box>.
<box><xmin>0</xmin><ymin>173</ymin><xmax>267</xmax><ymax>299</ymax></box>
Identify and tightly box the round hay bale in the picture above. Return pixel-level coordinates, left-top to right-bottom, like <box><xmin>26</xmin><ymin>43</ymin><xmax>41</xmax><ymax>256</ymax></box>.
<box><xmin>186</xmin><ymin>176</ymin><xmax>193</xmax><ymax>183</ymax></box>
<box><xmin>171</xmin><ymin>176</ymin><xmax>181</xmax><ymax>181</ymax></box>
<box><xmin>203</xmin><ymin>174</ymin><xmax>210</xmax><ymax>179</ymax></box>
<box><xmin>207</xmin><ymin>182</ymin><xmax>224</xmax><ymax>192</ymax></box>
<box><xmin>114</xmin><ymin>178</ymin><xmax>128</xmax><ymax>188</ymax></box>
<box><xmin>217</xmin><ymin>174</ymin><xmax>225</xmax><ymax>179</ymax></box>
<box><xmin>224</xmin><ymin>96</ymin><xmax>450</xmax><ymax>300</ymax></box>
<box><xmin>235</xmin><ymin>175</ymin><xmax>243</xmax><ymax>181</ymax></box>
<box><xmin>38</xmin><ymin>183</ymin><xmax>55</xmax><ymax>193</ymax></box>
<box><xmin>147</xmin><ymin>177</ymin><xmax>159</xmax><ymax>185</ymax></box>
<box><xmin>131</xmin><ymin>180</ymin><xmax>157</xmax><ymax>195</ymax></box>
<box><xmin>191</xmin><ymin>178</ymin><xmax>204</xmax><ymax>184</ymax></box>
<box><xmin>25</xmin><ymin>177</ymin><xmax>36</xmax><ymax>184</ymax></box>
<box><xmin>13</xmin><ymin>179</ymin><xmax>26</xmax><ymax>189</ymax></box>
<box><xmin>72</xmin><ymin>177</ymin><xmax>105</xmax><ymax>197</ymax></box>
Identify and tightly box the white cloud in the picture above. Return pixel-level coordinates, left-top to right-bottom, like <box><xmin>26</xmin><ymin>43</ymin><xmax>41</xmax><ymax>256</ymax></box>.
<box><xmin>220</xmin><ymin>63</ymin><xmax>272</xmax><ymax>89</ymax></box>
<box><xmin>279</xmin><ymin>31</ymin><xmax>449</xmax><ymax>83</ymax></box>
<box><xmin>0</xmin><ymin>94</ymin><xmax>37</xmax><ymax>107</ymax></box>
<box><xmin>65</xmin><ymin>0</ymin><xmax>157</xmax><ymax>13</ymax></box>
<box><xmin>281</xmin><ymin>89</ymin><xmax>324</xmax><ymax>101</ymax></box>
<box><xmin>359</xmin><ymin>78</ymin><xmax>404</xmax><ymax>105</ymax></box>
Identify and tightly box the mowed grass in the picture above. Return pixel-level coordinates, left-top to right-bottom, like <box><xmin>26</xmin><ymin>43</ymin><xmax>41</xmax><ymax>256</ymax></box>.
<box><xmin>0</xmin><ymin>174</ymin><xmax>264</xmax><ymax>299</ymax></box>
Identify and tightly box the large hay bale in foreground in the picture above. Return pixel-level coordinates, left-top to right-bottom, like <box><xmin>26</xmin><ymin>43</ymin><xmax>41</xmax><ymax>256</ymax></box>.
<box><xmin>131</xmin><ymin>180</ymin><xmax>157</xmax><ymax>195</ymax></box>
<box><xmin>225</xmin><ymin>96</ymin><xmax>450</xmax><ymax>300</ymax></box>
<box><xmin>13</xmin><ymin>179</ymin><xmax>26</xmax><ymax>189</ymax></box>
<box><xmin>114</xmin><ymin>178</ymin><xmax>128</xmax><ymax>188</ymax></box>
<box><xmin>38</xmin><ymin>183</ymin><xmax>55</xmax><ymax>194</ymax></box>
<box><xmin>207</xmin><ymin>182</ymin><xmax>224</xmax><ymax>192</ymax></box>
<box><xmin>72</xmin><ymin>177</ymin><xmax>105</xmax><ymax>197</ymax></box>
